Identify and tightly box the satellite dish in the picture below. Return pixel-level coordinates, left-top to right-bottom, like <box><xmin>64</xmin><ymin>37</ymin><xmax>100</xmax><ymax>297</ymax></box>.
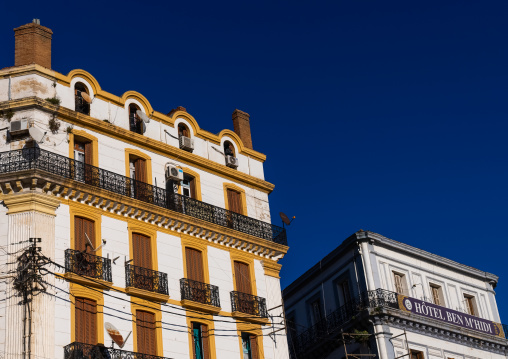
<box><xmin>280</xmin><ymin>212</ymin><xmax>291</xmax><ymax>226</ymax></box>
<box><xmin>81</xmin><ymin>92</ymin><xmax>92</xmax><ymax>104</ymax></box>
<box><xmin>136</xmin><ymin>110</ymin><xmax>150</xmax><ymax>123</ymax></box>
<box><xmin>29</xmin><ymin>127</ymin><xmax>45</xmax><ymax>143</ymax></box>
<box><xmin>105</xmin><ymin>322</ymin><xmax>130</xmax><ymax>348</ymax></box>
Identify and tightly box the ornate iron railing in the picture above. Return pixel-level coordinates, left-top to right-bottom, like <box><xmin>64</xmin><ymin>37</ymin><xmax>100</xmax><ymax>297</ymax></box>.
<box><xmin>180</xmin><ymin>278</ymin><xmax>220</xmax><ymax>307</ymax></box>
<box><xmin>230</xmin><ymin>291</ymin><xmax>268</xmax><ymax>318</ymax></box>
<box><xmin>64</xmin><ymin>342</ymin><xmax>173</xmax><ymax>359</ymax></box>
<box><xmin>125</xmin><ymin>264</ymin><xmax>168</xmax><ymax>295</ymax></box>
<box><xmin>65</xmin><ymin>249</ymin><xmax>112</xmax><ymax>282</ymax></box>
<box><xmin>291</xmin><ymin>289</ymin><xmax>398</xmax><ymax>357</ymax></box>
<box><xmin>0</xmin><ymin>148</ymin><xmax>287</xmax><ymax>245</ymax></box>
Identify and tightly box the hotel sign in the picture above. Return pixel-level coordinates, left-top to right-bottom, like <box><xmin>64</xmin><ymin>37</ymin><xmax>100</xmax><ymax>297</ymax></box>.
<box><xmin>397</xmin><ymin>295</ymin><xmax>505</xmax><ymax>338</ymax></box>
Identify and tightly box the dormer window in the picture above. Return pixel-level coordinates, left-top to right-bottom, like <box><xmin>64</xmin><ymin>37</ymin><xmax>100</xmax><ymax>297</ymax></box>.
<box><xmin>224</xmin><ymin>141</ymin><xmax>238</xmax><ymax>169</ymax></box>
<box><xmin>178</xmin><ymin>123</ymin><xmax>194</xmax><ymax>152</ymax></box>
<box><xmin>129</xmin><ymin>104</ymin><xmax>143</xmax><ymax>134</ymax></box>
<box><xmin>74</xmin><ymin>83</ymin><xmax>90</xmax><ymax>115</ymax></box>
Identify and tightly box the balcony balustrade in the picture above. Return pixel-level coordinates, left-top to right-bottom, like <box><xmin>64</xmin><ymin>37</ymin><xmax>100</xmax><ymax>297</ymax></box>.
<box><xmin>64</xmin><ymin>342</ymin><xmax>172</xmax><ymax>359</ymax></box>
<box><xmin>180</xmin><ymin>278</ymin><xmax>220</xmax><ymax>308</ymax></box>
<box><xmin>230</xmin><ymin>291</ymin><xmax>268</xmax><ymax>318</ymax></box>
<box><xmin>0</xmin><ymin>148</ymin><xmax>287</xmax><ymax>245</ymax></box>
<box><xmin>125</xmin><ymin>264</ymin><xmax>168</xmax><ymax>296</ymax></box>
<box><xmin>65</xmin><ymin>249</ymin><xmax>112</xmax><ymax>282</ymax></box>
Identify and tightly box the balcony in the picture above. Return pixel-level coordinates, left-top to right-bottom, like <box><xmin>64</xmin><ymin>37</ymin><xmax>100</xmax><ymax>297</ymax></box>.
<box><xmin>64</xmin><ymin>342</ymin><xmax>172</xmax><ymax>359</ymax></box>
<box><xmin>230</xmin><ymin>291</ymin><xmax>268</xmax><ymax>324</ymax></box>
<box><xmin>64</xmin><ymin>249</ymin><xmax>112</xmax><ymax>287</ymax></box>
<box><xmin>180</xmin><ymin>278</ymin><xmax>221</xmax><ymax>314</ymax></box>
<box><xmin>125</xmin><ymin>264</ymin><xmax>169</xmax><ymax>302</ymax></box>
<box><xmin>0</xmin><ymin>148</ymin><xmax>287</xmax><ymax>245</ymax></box>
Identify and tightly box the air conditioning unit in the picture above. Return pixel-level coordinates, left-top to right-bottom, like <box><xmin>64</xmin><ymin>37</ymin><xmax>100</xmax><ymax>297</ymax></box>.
<box><xmin>179</xmin><ymin>136</ymin><xmax>194</xmax><ymax>152</ymax></box>
<box><xmin>9</xmin><ymin>119</ymin><xmax>29</xmax><ymax>135</ymax></box>
<box><xmin>226</xmin><ymin>155</ymin><xmax>239</xmax><ymax>168</ymax></box>
<box><xmin>165</xmin><ymin>164</ymin><xmax>184</xmax><ymax>181</ymax></box>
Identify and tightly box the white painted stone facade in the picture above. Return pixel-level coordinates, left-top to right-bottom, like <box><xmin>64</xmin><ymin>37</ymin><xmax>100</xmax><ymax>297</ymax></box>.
<box><xmin>0</xmin><ymin>62</ymin><xmax>289</xmax><ymax>359</ymax></box>
<box><xmin>283</xmin><ymin>230</ymin><xmax>507</xmax><ymax>359</ymax></box>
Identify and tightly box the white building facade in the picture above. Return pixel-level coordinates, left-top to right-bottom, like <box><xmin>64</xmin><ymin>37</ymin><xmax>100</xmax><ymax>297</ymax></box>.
<box><xmin>283</xmin><ymin>230</ymin><xmax>507</xmax><ymax>359</ymax></box>
<box><xmin>0</xmin><ymin>21</ymin><xmax>289</xmax><ymax>359</ymax></box>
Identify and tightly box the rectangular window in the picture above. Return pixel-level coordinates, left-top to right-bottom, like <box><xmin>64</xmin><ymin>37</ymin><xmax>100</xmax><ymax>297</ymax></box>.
<box><xmin>338</xmin><ymin>280</ymin><xmax>351</xmax><ymax>305</ymax></box>
<box><xmin>75</xmin><ymin>297</ymin><xmax>97</xmax><ymax>345</ymax></box>
<box><xmin>186</xmin><ymin>248</ymin><xmax>204</xmax><ymax>283</ymax></box>
<box><xmin>182</xmin><ymin>174</ymin><xmax>196</xmax><ymax>198</ymax></box>
<box><xmin>241</xmin><ymin>332</ymin><xmax>259</xmax><ymax>359</ymax></box>
<box><xmin>309</xmin><ymin>299</ymin><xmax>323</xmax><ymax>325</ymax></box>
<box><xmin>74</xmin><ymin>217</ymin><xmax>95</xmax><ymax>252</ymax></box>
<box><xmin>410</xmin><ymin>350</ymin><xmax>424</xmax><ymax>359</ymax></box>
<box><xmin>191</xmin><ymin>323</ymin><xmax>210</xmax><ymax>359</ymax></box>
<box><xmin>227</xmin><ymin>189</ymin><xmax>243</xmax><ymax>214</ymax></box>
<box><xmin>136</xmin><ymin>310</ymin><xmax>156</xmax><ymax>355</ymax></box>
<box><xmin>430</xmin><ymin>284</ymin><xmax>443</xmax><ymax>306</ymax></box>
<box><xmin>464</xmin><ymin>295</ymin><xmax>477</xmax><ymax>316</ymax></box>
<box><xmin>129</xmin><ymin>157</ymin><xmax>148</xmax><ymax>200</ymax></box>
<box><xmin>393</xmin><ymin>272</ymin><xmax>408</xmax><ymax>295</ymax></box>
<box><xmin>234</xmin><ymin>261</ymin><xmax>252</xmax><ymax>294</ymax></box>
<box><xmin>132</xmin><ymin>233</ymin><xmax>152</xmax><ymax>269</ymax></box>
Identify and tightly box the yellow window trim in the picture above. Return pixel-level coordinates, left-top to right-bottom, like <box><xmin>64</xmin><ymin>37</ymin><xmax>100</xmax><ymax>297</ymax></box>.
<box><xmin>181</xmin><ymin>235</ymin><xmax>210</xmax><ymax>284</ymax></box>
<box><xmin>69</xmin><ymin>283</ymin><xmax>105</xmax><ymax>344</ymax></box>
<box><xmin>69</xmin><ymin>206</ymin><xmax>103</xmax><ymax>256</ymax></box>
<box><xmin>128</xmin><ymin>223</ymin><xmax>158</xmax><ymax>272</ymax></box>
<box><xmin>230</xmin><ymin>252</ymin><xmax>258</xmax><ymax>297</ymax></box>
<box><xmin>186</xmin><ymin>313</ymin><xmax>218</xmax><ymax>359</ymax></box>
<box><xmin>130</xmin><ymin>298</ymin><xmax>164</xmax><ymax>357</ymax></box>
<box><xmin>236</xmin><ymin>324</ymin><xmax>265</xmax><ymax>359</ymax></box>
<box><xmin>223</xmin><ymin>183</ymin><xmax>248</xmax><ymax>216</ymax></box>
<box><xmin>178</xmin><ymin>167</ymin><xmax>203</xmax><ymax>201</ymax></box>
<box><xmin>124</xmin><ymin>148</ymin><xmax>153</xmax><ymax>185</ymax></box>
<box><xmin>68</xmin><ymin>129</ymin><xmax>99</xmax><ymax>167</ymax></box>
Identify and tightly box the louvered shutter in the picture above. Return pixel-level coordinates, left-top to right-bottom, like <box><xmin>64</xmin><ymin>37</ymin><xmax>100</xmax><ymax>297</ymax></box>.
<box><xmin>137</xmin><ymin>311</ymin><xmax>156</xmax><ymax>355</ymax></box>
<box><xmin>250</xmin><ymin>335</ymin><xmax>259</xmax><ymax>359</ymax></box>
<box><xmin>84</xmin><ymin>142</ymin><xmax>92</xmax><ymax>165</ymax></box>
<box><xmin>135</xmin><ymin>159</ymin><xmax>147</xmax><ymax>182</ymax></box>
<box><xmin>189</xmin><ymin>176</ymin><xmax>196</xmax><ymax>199</ymax></box>
<box><xmin>186</xmin><ymin>248</ymin><xmax>204</xmax><ymax>283</ymax></box>
<box><xmin>234</xmin><ymin>261</ymin><xmax>251</xmax><ymax>294</ymax></box>
<box><xmin>133</xmin><ymin>234</ymin><xmax>152</xmax><ymax>269</ymax></box>
<box><xmin>227</xmin><ymin>189</ymin><xmax>242</xmax><ymax>214</ymax></box>
<box><xmin>75</xmin><ymin>217</ymin><xmax>94</xmax><ymax>252</ymax></box>
<box><xmin>75</xmin><ymin>297</ymin><xmax>97</xmax><ymax>345</ymax></box>
<box><xmin>201</xmin><ymin>324</ymin><xmax>210</xmax><ymax>359</ymax></box>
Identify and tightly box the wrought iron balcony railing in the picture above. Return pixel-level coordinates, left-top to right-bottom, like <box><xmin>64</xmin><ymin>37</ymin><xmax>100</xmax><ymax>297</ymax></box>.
<box><xmin>64</xmin><ymin>342</ymin><xmax>173</xmax><ymax>359</ymax></box>
<box><xmin>180</xmin><ymin>278</ymin><xmax>220</xmax><ymax>307</ymax></box>
<box><xmin>0</xmin><ymin>148</ymin><xmax>287</xmax><ymax>245</ymax></box>
<box><xmin>291</xmin><ymin>289</ymin><xmax>397</xmax><ymax>357</ymax></box>
<box><xmin>125</xmin><ymin>264</ymin><xmax>168</xmax><ymax>295</ymax></box>
<box><xmin>230</xmin><ymin>291</ymin><xmax>268</xmax><ymax>318</ymax></box>
<box><xmin>65</xmin><ymin>249</ymin><xmax>112</xmax><ymax>282</ymax></box>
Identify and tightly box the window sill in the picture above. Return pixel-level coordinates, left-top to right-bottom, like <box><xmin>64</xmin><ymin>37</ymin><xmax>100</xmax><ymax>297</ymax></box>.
<box><xmin>232</xmin><ymin>311</ymin><xmax>270</xmax><ymax>325</ymax></box>
<box><xmin>125</xmin><ymin>286</ymin><xmax>169</xmax><ymax>303</ymax></box>
<box><xmin>181</xmin><ymin>299</ymin><xmax>221</xmax><ymax>314</ymax></box>
<box><xmin>63</xmin><ymin>272</ymin><xmax>112</xmax><ymax>290</ymax></box>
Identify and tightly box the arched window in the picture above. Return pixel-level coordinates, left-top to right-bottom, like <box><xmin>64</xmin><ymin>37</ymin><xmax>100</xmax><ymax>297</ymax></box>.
<box><xmin>129</xmin><ymin>104</ymin><xmax>143</xmax><ymax>134</ymax></box>
<box><xmin>178</xmin><ymin>123</ymin><xmax>190</xmax><ymax>138</ymax></box>
<box><xmin>178</xmin><ymin>123</ymin><xmax>194</xmax><ymax>152</ymax></box>
<box><xmin>224</xmin><ymin>141</ymin><xmax>238</xmax><ymax>168</ymax></box>
<box><xmin>74</xmin><ymin>82</ymin><xmax>91</xmax><ymax>115</ymax></box>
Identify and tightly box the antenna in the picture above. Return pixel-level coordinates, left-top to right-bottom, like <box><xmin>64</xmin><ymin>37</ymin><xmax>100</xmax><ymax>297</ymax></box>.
<box><xmin>84</xmin><ymin>233</ymin><xmax>106</xmax><ymax>252</ymax></box>
<box><xmin>136</xmin><ymin>110</ymin><xmax>150</xmax><ymax>123</ymax></box>
<box><xmin>105</xmin><ymin>322</ymin><xmax>131</xmax><ymax>348</ymax></box>
<box><xmin>279</xmin><ymin>212</ymin><xmax>295</xmax><ymax>228</ymax></box>
<box><xmin>28</xmin><ymin>127</ymin><xmax>46</xmax><ymax>143</ymax></box>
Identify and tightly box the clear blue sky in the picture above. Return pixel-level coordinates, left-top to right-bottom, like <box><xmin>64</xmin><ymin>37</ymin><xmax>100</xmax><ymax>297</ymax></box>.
<box><xmin>2</xmin><ymin>1</ymin><xmax>508</xmax><ymax>321</ymax></box>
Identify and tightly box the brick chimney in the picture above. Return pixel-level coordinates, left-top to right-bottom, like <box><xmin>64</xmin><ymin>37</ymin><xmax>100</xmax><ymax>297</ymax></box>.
<box><xmin>232</xmin><ymin>109</ymin><xmax>253</xmax><ymax>149</ymax></box>
<box><xmin>14</xmin><ymin>19</ymin><xmax>53</xmax><ymax>69</ymax></box>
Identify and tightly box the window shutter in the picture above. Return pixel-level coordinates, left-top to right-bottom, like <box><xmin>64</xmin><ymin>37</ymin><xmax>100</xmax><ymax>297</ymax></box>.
<box><xmin>227</xmin><ymin>189</ymin><xmax>242</xmax><ymax>215</ymax></box>
<box><xmin>137</xmin><ymin>311</ymin><xmax>156</xmax><ymax>355</ymax></box>
<box><xmin>186</xmin><ymin>248</ymin><xmax>204</xmax><ymax>283</ymax></box>
<box><xmin>234</xmin><ymin>261</ymin><xmax>251</xmax><ymax>294</ymax></box>
<box><xmin>75</xmin><ymin>297</ymin><xmax>97</xmax><ymax>345</ymax></box>
<box><xmin>189</xmin><ymin>176</ymin><xmax>196</xmax><ymax>199</ymax></box>
<box><xmin>84</xmin><ymin>142</ymin><xmax>92</xmax><ymax>165</ymax></box>
<box><xmin>135</xmin><ymin>159</ymin><xmax>147</xmax><ymax>183</ymax></box>
<box><xmin>249</xmin><ymin>335</ymin><xmax>259</xmax><ymax>359</ymax></box>
<box><xmin>133</xmin><ymin>234</ymin><xmax>152</xmax><ymax>269</ymax></box>
<box><xmin>75</xmin><ymin>217</ymin><xmax>94</xmax><ymax>251</ymax></box>
<box><xmin>201</xmin><ymin>324</ymin><xmax>210</xmax><ymax>359</ymax></box>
